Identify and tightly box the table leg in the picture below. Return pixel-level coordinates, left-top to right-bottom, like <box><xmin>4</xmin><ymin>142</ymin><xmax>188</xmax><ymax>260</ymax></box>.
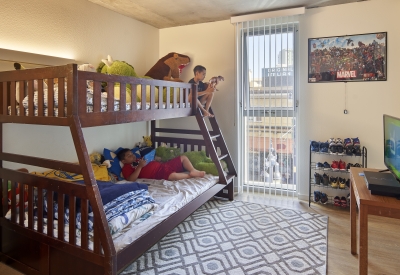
<box><xmin>359</xmin><ymin>204</ymin><xmax>368</xmax><ymax>275</ymax></box>
<box><xmin>350</xmin><ymin>180</ymin><xmax>357</xmax><ymax>254</ymax></box>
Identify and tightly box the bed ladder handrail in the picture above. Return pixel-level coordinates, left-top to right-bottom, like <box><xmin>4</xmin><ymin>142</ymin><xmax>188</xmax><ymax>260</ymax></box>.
<box><xmin>195</xmin><ymin>107</ymin><xmax>237</xmax><ymax>184</ymax></box>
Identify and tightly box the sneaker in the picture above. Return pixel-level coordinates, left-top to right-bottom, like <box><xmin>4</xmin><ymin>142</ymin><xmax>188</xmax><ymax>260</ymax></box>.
<box><xmin>345</xmin><ymin>178</ymin><xmax>350</xmax><ymax>188</ymax></box>
<box><xmin>314</xmin><ymin>190</ymin><xmax>321</xmax><ymax>202</ymax></box>
<box><xmin>320</xmin><ymin>193</ymin><xmax>328</xmax><ymax>204</ymax></box>
<box><xmin>339</xmin><ymin>159</ymin><xmax>346</xmax><ymax>170</ymax></box>
<box><xmin>353</xmin><ymin>163</ymin><xmax>362</xmax><ymax>168</ymax></box>
<box><xmin>336</xmin><ymin>138</ymin><xmax>344</xmax><ymax>155</ymax></box>
<box><xmin>341</xmin><ymin>196</ymin><xmax>348</xmax><ymax>207</ymax></box>
<box><xmin>320</xmin><ymin>141</ymin><xmax>329</xmax><ymax>153</ymax></box>
<box><xmin>323</xmin><ymin>161</ymin><xmax>331</xmax><ymax>170</ymax></box>
<box><xmin>352</xmin><ymin>137</ymin><xmax>360</xmax><ymax>148</ymax></box>
<box><xmin>345</xmin><ymin>145</ymin><xmax>354</xmax><ymax>156</ymax></box>
<box><xmin>311</xmin><ymin>141</ymin><xmax>320</xmax><ymax>152</ymax></box>
<box><xmin>331</xmin><ymin>160</ymin><xmax>339</xmax><ymax>171</ymax></box>
<box><xmin>352</xmin><ymin>147</ymin><xmax>362</xmax><ymax>156</ymax></box>
<box><xmin>322</xmin><ymin>173</ymin><xmax>330</xmax><ymax>186</ymax></box>
<box><xmin>314</xmin><ymin>172</ymin><xmax>322</xmax><ymax>185</ymax></box>
<box><xmin>339</xmin><ymin>177</ymin><xmax>346</xmax><ymax>189</ymax></box>
<box><xmin>346</xmin><ymin>163</ymin><xmax>354</xmax><ymax>171</ymax></box>
<box><xmin>329</xmin><ymin>138</ymin><xmax>338</xmax><ymax>154</ymax></box>
<box><xmin>334</xmin><ymin>196</ymin><xmax>341</xmax><ymax>207</ymax></box>
<box><xmin>316</xmin><ymin>162</ymin><xmax>324</xmax><ymax>169</ymax></box>
<box><xmin>330</xmin><ymin>177</ymin><xmax>339</xmax><ymax>188</ymax></box>
<box><xmin>344</xmin><ymin>138</ymin><xmax>352</xmax><ymax>148</ymax></box>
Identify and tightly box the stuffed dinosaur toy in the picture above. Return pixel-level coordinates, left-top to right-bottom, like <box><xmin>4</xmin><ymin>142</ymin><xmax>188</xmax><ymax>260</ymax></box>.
<box><xmin>145</xmin><ymin>52</ymin><xmax>190</xmax><ymax>82</ymax></box>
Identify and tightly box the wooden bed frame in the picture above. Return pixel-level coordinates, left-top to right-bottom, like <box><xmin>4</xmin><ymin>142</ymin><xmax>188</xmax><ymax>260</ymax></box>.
<box><xmin>0</xmin><ymin>64</ymin><xmax>236</xmax><ymax>275</ymax></box>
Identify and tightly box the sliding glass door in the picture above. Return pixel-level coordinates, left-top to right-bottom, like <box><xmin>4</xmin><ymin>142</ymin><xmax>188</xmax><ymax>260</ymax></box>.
<box><xmin>235</xmin><ymin>17</ymin><xmax>298</xmax><ymax>197</ymax></box>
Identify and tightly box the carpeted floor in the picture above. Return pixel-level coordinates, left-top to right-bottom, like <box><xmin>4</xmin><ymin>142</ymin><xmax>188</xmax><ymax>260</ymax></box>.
<box><xmin>122</xmin><ymin>200</ymin><xmax>328</xmax><ymax>275</ymax></box>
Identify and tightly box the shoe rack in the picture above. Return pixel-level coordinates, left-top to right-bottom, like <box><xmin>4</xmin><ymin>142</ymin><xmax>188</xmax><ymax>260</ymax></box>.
<box><xmin>308</xmin><ymin>143</ymin><xmax>367</xmax><ymax>207</ymax></box>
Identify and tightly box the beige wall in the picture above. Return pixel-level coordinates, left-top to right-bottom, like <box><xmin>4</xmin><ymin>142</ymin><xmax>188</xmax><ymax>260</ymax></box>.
<box><xmin>1</xmin><ymin>0</ymin><xmax>159</xmax><ymax>170</ymax></box>
<box><xmin>158</xmin><ymin>0</ymin><xmax>400</xmax><ymax>199</ymax></box>
<box><xmin>297</xmin><ymin>0</ymin><xmax>400</xmax><ymax>199</ymax></box>
<box><xmin>158</xmin><ymin>20</ymin><xmax>238</xmax><ymax>167</ymax></box>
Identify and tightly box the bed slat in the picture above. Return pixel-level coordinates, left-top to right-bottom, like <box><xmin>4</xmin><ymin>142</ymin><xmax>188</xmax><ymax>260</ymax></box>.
<box><xmin>69</xmin><ymin>196</ymin><xmax>76</xmax><ymax>245</ymax></box>
<box><xmin>10</xmin><ymin>82</ymin><xmax>16</xmax><ymax>116</ymax></box>
<box><xmin>131</xmin><ymin>83</ymin><xmax>137</xmax><ymax>111</ymax></box>
<box><xmin>158</xmin><ymin>85</ymin><xmax>163</xmax><ymax>107</ymax></box>
<box><xmin>166</xmin><ymin>86</ymin><xmax>171</xmax><ymax>108</ymax></box>
<box><xmin>28</xmin><ymin>80</ymin><xmax>34</xmax><ymax>117</ymax></box>
<box><xmin>47</xmin><ymin>190</ymin><xmax>54</xmax><ymax>237</ymax></box>
<box><xmin>93</xmin><ymin>221</ymin><xmax>101</xmax><ymax>254</ymax></box>
<box><xmin>27</xmin><ymin>184</ymin><xmax>34</xmax><ymax>229</ymax></box>
<box><xmin>120</xmin><ymin>83</ymin><xmax>126</xmax><ymax>111</ymax></box>
<box><xmin>18</xmin><ymin>183</ymin><xmax>25</xmax><ymax>225</ymax></box>
<box><xmin>1</xmin><ymin>82</ymin><xmax>6</xmax><ymax>115</ymax></box>
<box><xmin>58</xmin><ymin>77</ymin><xmax>65</xmax><ymax>117</ymax></box>
<box><xmin>37</xmin><ymin>187</ymin><xmax>44</xmax><ymax>233</ymax></box>
<box><xmin>0</xmin><ymin>178</ymin><xmax>5</xmax><ymax>217</ymax></box>
<box><xmin>93</xmin><ymin>81</ymin><xmax>101</xmax><ymax>113</ymax></box>
<box><xmin>57</xmin><ymin>193</ymin><xmax>65</xmax><ymax>241</ymax></box>
<box><xmin>150</xmin><ymin>85</ymin><xmax>155</xmax><ymax>110</ymax></box>
<box><xmin>141</xmin><ymin>84</ymin><xmax>146</xmax><ymax>111</ymax></box>
<box><xmin>18</xmin><ymin>81</ymin><xmax>25</xmax><ymax>117</ymax></box>
<box><xmin>81</xmin><ymin>199</ymin><xmax>89</xmax><ymax>250</ymax></box>
<box><xmin>37</xmin><ymin>79</ymin><xmax>44</xmax><ymax>116</ymax></box>
<box><xmin>47</xmin><ymin>79</ymin><xmax>54</xmax><ymax>116</ymax></box>
<box><xmin>107</xmin><ymin>82</ymin><xmax>114</xmax><ymax>112</ymax></box>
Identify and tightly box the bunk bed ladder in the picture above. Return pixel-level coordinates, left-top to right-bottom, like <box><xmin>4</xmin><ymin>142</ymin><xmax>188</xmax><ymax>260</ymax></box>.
<box><xmin>195</xmin><ymin>107</ymin><xmax>237</xmax><ymax>189</ymax></box>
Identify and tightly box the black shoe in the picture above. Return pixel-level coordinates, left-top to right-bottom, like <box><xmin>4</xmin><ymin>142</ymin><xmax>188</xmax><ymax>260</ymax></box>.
<box><xmin>345</xmin><ymin>179</ymin><xmax>350</xmax><ymax>188</ymax></box>
<box><xmin>316</xmin><ymin>162</ymin><xmax>324</xmax><ymax>169</ymax></box>
<box><xmin>346</xmin><ymin>163</ymin><xmax>354</xmax><ymax>171</ymax></box>
<box><xmin>352</xmin><ymin>147</ymin><xmax>362</xmax><ymax>156</ymax></box>
<box><xmin>320</xmin><ymin>141</ymin><xmax>329</xmax><ymax>153</ymax></box>
<box><xmin>345</xmin><ymin>145</ymin><xmax>354</xmax><ymax>156</ymax></box>
<box><xmin>314</xmin><ymin>190</ymin><xmax>321</xmax><ymax>202</ymax></box>
<box><xmin>322</xmin><ymin>173</ymin><xmax>329</xmax><ymax>186</ymax></box>
<box><xmin>320</xmin><ymin>193</ymin><xmax>328</xmax><ymax>204</ymax></box>
<box><xmin>353</xmin><ymin>163</ymin><xmax>362</xmax><ymax>168</ymax></box>
<box><xmin>323</xmin><ymin>161</ymin><xmax>331</xmax><ymax>170</ymax></box>
<box><xmin>329</xmin><ymin>138</ymin><xmax>338</xmax><ymax>154</ymax></box>
<box><xmin>314</xmin><ymin>172</ymin><xmax>322</xmax><ymax>185</ymax></box>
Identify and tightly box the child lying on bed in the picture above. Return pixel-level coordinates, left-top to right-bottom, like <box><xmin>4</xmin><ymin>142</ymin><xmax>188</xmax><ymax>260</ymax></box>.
<box><xmin>117</xmin><ymin>149</ymin><xmax>206</xmax><ymax>181</ymax></box>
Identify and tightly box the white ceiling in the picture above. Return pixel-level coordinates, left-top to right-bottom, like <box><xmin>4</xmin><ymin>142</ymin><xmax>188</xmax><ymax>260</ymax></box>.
<box><xmin>89</xmin><ymin>0</ymin><xmax>365</xmax><ymax>29</ymax></box>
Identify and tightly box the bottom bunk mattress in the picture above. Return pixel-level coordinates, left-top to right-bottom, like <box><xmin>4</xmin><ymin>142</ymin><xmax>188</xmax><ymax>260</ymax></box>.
<box><xmin>113</xmin><ymin>174</ymin><xmax>219</xmax><ymax>252</ymax></box>
<box><xmin>5</xmin><ymin>174</ymin><xmax>219</xmax><ymax>253</ymax></box>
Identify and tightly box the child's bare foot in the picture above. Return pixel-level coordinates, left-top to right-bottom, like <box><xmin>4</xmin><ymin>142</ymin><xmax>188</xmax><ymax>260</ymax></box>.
<box><xmin>190</xmin><ymin>169</ymin><xmax>206</xmax><ymax>178</ymax></box>
<box><xmin>202</xmin><ymin>110</ymin><xmax>214</xmax><ymax>118</ymax></box>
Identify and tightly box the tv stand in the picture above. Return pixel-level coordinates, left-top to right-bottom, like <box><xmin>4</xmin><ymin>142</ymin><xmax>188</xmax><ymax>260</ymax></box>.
<box><xmin>378</xmin><ymin>168</ymin><xmax>390</xmax><ymax>172</ymax></box>
<box><xmin>350</xmin><ymin>167</ymin><xmax>400</xmax><ymax>274</ymax></box>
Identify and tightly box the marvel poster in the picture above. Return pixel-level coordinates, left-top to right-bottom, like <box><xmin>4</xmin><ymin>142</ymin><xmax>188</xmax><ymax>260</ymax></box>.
<box><xmin>308</xmin><ymin>32</ymin><xmax>387</xmax><ymax>83</ymax></box>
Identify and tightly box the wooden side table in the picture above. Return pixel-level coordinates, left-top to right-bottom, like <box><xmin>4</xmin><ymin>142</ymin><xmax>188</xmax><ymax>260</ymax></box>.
<box><xmin>350</xmin><ymin>167</ymin><xmax>400</xmax><ymax>275</ymax></box>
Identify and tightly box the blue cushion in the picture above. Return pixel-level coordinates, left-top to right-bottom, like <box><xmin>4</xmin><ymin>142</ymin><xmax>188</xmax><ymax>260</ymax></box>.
<box><xmin>103</xmin><ymin>147</ymin><xmax>140</xmax><ymax>180</ymax></box>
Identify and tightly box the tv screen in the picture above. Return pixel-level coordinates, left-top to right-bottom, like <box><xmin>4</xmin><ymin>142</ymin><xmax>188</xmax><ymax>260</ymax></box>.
<box><xmin>384</xmin><ymin>114</ymin><xmax>400</xmax><ymax>180</ymax></box>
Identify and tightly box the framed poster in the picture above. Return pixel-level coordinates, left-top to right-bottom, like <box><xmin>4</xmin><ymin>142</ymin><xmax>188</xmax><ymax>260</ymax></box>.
<box><xmin>308</xmin><ymin>32</ymin><xmax>387</xmax><ymax>83</ymax></box>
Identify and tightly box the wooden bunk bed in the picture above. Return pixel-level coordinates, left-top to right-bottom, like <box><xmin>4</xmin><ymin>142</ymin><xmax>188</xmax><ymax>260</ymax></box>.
<box><xmin>0</xmin><ymin>64</ymin><xmax>237</xmax><ymax>275</ymax></box>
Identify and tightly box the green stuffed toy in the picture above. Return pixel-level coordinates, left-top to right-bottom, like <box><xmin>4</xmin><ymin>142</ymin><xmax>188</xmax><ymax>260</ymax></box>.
<box><xmin>155</xmin><ymin>146</ymin><xmax>227</xmax><ymax>176</ymax></box>
<box><xmin>155</xmin><ymin>146</ymin><xmax>181</xmax><ymax>162</ymax></box>
<box><xmin>182</xmin><ymin>151</ymin><xmax>227</xmax><ymax>176</ymax></box>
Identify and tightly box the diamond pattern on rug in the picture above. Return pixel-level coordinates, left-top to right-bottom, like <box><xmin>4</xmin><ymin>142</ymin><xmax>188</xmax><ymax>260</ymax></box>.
<box><xmin>121</xmin><ymin>200</ymin><xmax>328</xmax><ymax>275</ymax></box>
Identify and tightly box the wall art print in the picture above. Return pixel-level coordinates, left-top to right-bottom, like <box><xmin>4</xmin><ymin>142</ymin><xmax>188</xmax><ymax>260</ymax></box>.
<box><xmin>308</xmin><ymin>32</ymin><xmax>387</xmax><ymax>83</ymax></box>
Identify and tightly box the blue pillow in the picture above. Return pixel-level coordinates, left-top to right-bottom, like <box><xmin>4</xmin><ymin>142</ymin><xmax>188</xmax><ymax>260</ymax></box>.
<box><xmin>103</xmin><ymin>147</ymin><xmax>140</xmax><ymax>180</ymax></box>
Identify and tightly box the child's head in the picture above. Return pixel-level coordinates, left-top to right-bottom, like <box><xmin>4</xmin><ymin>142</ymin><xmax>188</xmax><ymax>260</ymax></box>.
<box><xmin>193</xmin><ymin>65</ymin><xmax>206</xmax><ymax>81</ymax></box>
<box><xmin>117</xmin><ymin>148</ymin><xmax>137</xmax><ymax>164</ymax></box>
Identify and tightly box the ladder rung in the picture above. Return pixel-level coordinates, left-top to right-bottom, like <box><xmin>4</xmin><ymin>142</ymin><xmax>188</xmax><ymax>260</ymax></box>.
<box><xmin>210</xmin><ymin>134</ymin><xmax>220</xmax><ymax>139</ymax></box>
<box><xmin>218</xmin><ymin>154</ymin><xmax>228</xmax><ymax>161</ymax></box>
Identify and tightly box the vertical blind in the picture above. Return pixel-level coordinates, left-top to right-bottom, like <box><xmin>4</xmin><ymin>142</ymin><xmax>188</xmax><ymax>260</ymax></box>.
<box><xmin>234</xmin><ymin>16</ymin><xmax>299</xmax><ymax>198</ymax></box>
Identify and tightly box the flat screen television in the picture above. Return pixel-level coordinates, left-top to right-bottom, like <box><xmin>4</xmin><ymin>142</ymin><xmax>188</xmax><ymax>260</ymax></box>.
<box><xmin>384</xmin><ymin>114</ymin><xmax>400</xmax><ymax>181</ymax></box>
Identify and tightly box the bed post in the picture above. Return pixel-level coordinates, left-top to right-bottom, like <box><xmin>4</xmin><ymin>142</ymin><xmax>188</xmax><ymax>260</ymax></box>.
<box><xmin>191</xmin><ymin>83</ymin><xmax>198</xmax><ymax>115</ymax></box>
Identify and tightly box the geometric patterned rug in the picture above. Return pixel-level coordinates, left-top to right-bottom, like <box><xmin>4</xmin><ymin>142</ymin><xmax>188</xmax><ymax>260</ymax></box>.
<box><xmin>121</xmin><ymin>200</ymin><xmax>328</xmax><ymax>275</ymax></box>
